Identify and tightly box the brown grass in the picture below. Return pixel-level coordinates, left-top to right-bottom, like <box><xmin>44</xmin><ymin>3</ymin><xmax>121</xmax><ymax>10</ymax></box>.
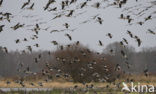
<box><xmin>0</xmin><ymin>75</ymin><xmax>156</xmax><ymax>88</ymax></box>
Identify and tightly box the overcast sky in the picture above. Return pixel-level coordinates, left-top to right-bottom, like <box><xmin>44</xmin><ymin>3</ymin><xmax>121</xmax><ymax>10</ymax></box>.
<box><xmin>0</xmin><ymin>0</ymin><xmax>156</xmax><ymax>52</ymax></box>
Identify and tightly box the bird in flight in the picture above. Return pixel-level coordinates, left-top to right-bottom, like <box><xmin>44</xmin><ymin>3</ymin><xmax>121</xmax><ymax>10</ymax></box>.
<box><xmin>65</xmin><ymin>33</ymin><xmax>72</xmax><ymax>41</ymax></box>
<box><xmin>97</xmin><ymin>17</ymin><xmax>103</xmax><ymax>24</ymax></box>
<box><xmin>15</xmin><ymin>39</ymin><xmax>20</xmax><ymax>44</ymax></box>
<box><xmin>64</xmin><ymin>23</ymin><xmax>69</xmax><ymax>29</ymax></box>
<box><xmin>80</xmin><ymin>2</ymin><xmax>87</xmax><ymax>9</ymax></box>
<box><xmin>11</xmin><ymin>23</ymin><xmax>24</xmax><ymax>30</ymax></box>
<box><xmin>127</xmin><ymin>30</ymin><xmax>133</xmax><ymax>38</ymax></box>
<box><xmin>28</xmin><ymin>3</ymin><xmax>34</xmax><ymax>10</ymax></box>
<box><xmin>21</xmin><ymin>0</ymin><xmax>30</xmax><ymax>9</ymax></box>
<box><xmin>147</xmin><ymin>29</ymin><xmax>155</xmax><ymax>35</ymax></box>
<box><xmin>66</xmin><ymin>10</ymin><xmax>74</xmax><ymax>17</ymax></box>
<box><xmin>51</xmin><ymin>41</ymin><xmax>58</xmax><ymax>45</ymax></box>
<box><xmin>0</xmin><ymin>25</ymin><xmax>4</xmax><ymax>32</ymax></box>
<box><xmin>145</xmin><ymin>15</ymin><xmax>152</xmax><ymax>21</ymax></box>
<box><xmin>134</xmin><ymin>36</ymin><xmax>142</xmax><ymax>47</ymax></box>
<box><xmin>44</xmin><ymin>0</ymin><xmax>55</xmax><ymax>10</ymax></box>
<box><xmin>106</xmin><ymin>33</ymin><xmax>113</xmax><ymax>38</ymax></box>
<box><xmin>98</xmin><ymin>40</ymin><xmax>103</xmax><ymax>46</ymax></box>
<box><xmin>122</xmin><ymin>38</ymin><xmax>128</xmax><ymax>44</ymax></box>
<box><xmin>0</xmin><ymin>0</ymin><xmax>3</xmax><ymax>7</ymax></box>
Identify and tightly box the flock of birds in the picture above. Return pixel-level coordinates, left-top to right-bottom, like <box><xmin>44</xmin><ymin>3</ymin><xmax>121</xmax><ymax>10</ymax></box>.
<box><xmin>0</xmin><ymin>0</ymin><xmax>156</xmax><ymax>90</ymax></box>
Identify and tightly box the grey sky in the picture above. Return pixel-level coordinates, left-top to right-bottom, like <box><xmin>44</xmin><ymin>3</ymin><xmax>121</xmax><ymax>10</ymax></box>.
<box><xmin>0</xmin><ymin>0</ymin><xmax>156</xmax><ymax>52</ymax></box>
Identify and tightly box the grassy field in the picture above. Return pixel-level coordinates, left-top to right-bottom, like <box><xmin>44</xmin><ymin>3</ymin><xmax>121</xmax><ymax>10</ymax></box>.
<box><xmin>0</xmin><ymin>75</ymin><xmax>156</xmax><ymax>94</ymax></box>
<box><xmin>0</xmin><ymin>88</ymin><xmax>153</xmax><ymax>94</ymax></box>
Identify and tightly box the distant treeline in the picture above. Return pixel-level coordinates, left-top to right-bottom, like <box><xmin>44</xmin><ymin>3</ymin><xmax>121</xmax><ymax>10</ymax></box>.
<box><xmin>0</xmin><ymin>42</ymin><xmax>156</xmax><ymax>79</ymax></box>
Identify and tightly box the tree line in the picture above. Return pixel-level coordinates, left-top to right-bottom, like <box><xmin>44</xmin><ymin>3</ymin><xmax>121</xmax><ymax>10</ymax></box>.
<box><xmin>0</xmin><ymin>42</ymin><xmax>156</xmax><ymax>82</ymax></box>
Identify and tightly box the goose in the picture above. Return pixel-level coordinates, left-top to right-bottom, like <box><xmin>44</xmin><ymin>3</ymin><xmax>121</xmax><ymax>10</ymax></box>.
<box><xmin>51</xmin><ymin>41</ymin><xmax>58</xmax><ymax>45</ymax></box>
<box><xmin>21</xmin><ymin>0</ymin><xmax>30</xmax><ymax>9</ymax></box>
<box><xmin>44</xmin><ymin>0</ymin><xmax>55</xmax><ymax>10</ymax></box>
<box><xmin>28</xmin><ymin>3</ymin><xmax>34</xmax><ymax>10</ymax></box>
<box><xmin>0</xmin><ymin>25</ymin><xmax>4</xmax><ymax>32</ymax></box>
<box><xmin>65</xmin><ymin>33</ymin><xmax>72</xmax><ymax>40</ymax></box>
<box><xmin>0</xmin><ymin>0</ymin><xmax>3</xmax><ymax>7</ymax></box>
<box><xmin>99</xmin><ymin>40</ymin><xmax>103</xmax><ymax>46</ymax></box>
<box><xmin>106</xmin><ymin>33</ymin><xmax>112</xmax><ymax>38</ymax></box>
<box><xmin>66</xmin><ymin>10</ymin><xmax>74</xmax><ymax>17</ymax></box>
<box><xmin>147</xmin><ymin>29</ymin><xmax>155</xmax><ymax>35</ymax></box>
<box><xmin>145</xmin><ymin>15</ymin><xmax>151</xmax><ymax>21</ymax></box>
<box><xmin>81</xmin><ymin>2</ymin><xmax>87</xmax><ymax>8</ymax></box>
<box><xmin>97</xmin><ymin>17</ymin><xmax>103</xmax><ymax>24</ymax></box>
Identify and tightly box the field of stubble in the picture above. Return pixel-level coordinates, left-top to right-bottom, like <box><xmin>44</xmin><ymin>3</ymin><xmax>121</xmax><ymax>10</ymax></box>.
<box><xmin>0</xmin><ymin>75</ymin><xmax>156</xmax><ymax>94</ymax></box>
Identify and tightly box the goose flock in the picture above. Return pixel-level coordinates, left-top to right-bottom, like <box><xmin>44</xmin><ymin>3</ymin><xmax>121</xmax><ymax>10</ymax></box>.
<box><xmin>0</xmin><ymin>0</ymin><xmax>156</xmax><ymax>90</ymax></box>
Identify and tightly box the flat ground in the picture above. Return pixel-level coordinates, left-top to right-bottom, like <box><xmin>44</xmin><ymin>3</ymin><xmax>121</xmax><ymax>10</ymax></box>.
<box><xmin>0</xmin><ymin>75</ymin><xmax>156</xmax><ymax>94</ymax></box>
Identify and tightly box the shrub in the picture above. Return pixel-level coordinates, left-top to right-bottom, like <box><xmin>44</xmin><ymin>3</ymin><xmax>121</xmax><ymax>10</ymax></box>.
<box><xmin>50</xmin><ymin>43</ymin><xmax>116</xmax><ymax>83</ymax></box>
